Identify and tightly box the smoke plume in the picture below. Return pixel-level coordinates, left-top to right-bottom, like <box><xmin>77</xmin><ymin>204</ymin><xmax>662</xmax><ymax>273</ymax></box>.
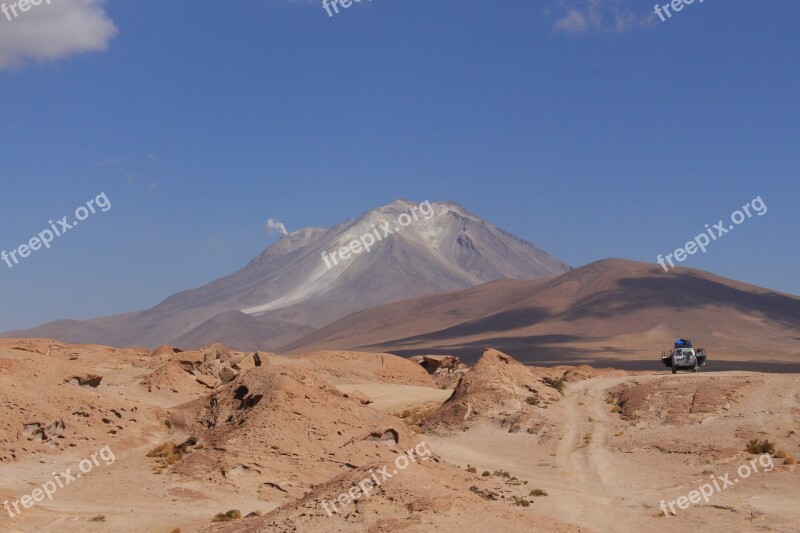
<box><xmin>266</xmin><ymin>218</ymin><xmax>288</xmax><ymax>236</ymax></box>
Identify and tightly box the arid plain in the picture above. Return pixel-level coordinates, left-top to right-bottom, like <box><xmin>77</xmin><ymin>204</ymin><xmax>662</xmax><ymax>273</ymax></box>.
<box><xmin>1</xmin><ymin>340</ymin><xmax>797</xmax><ymax>532</ymax></box>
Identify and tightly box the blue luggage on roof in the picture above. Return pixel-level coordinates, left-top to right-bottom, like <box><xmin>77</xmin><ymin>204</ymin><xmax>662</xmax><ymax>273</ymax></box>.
<box><xmin>674</xmin><ymin>339</ymin><xmax>692</xmax><ymax>348</ymax></box>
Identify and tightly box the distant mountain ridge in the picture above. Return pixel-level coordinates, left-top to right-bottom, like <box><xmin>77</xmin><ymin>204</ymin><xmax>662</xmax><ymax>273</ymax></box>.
<box><xmin>281</xmin><ymin>259</ymin><xmax>800</xmax><ymax>369</ymax></box>
<box><xmin>4</xmin><ymin>200</ymin><xmax>571</xmax><ymax>349</ymax></box>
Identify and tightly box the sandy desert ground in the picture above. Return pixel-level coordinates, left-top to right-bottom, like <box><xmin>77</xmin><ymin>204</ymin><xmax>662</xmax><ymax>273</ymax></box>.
<box><xmin>0</xmin><ymin>340</ymin><xmax>797</xmax><ymax>532</ymax></box>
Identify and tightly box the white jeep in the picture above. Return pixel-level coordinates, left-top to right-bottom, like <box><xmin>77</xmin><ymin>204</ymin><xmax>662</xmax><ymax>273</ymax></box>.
<box><xmin>661</xmin><ymin>340</ymin><xmax>707</xmax><ymax>374</ymax></box>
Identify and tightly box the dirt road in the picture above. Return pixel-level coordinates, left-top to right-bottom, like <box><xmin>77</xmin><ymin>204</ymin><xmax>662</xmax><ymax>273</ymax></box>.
<box><xmin>425</xmin><ymin>371</ymin><xmax>800</xmax><ymax>533</ymax></box>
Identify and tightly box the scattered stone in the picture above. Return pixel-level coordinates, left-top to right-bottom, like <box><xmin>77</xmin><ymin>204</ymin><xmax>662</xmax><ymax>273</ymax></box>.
<box><xmin>64</xmin><ymin>374</ymin><xmax>103</xmax><ymax>388</ymax></box>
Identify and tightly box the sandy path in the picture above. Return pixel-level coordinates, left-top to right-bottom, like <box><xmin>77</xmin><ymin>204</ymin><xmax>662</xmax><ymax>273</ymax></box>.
<box><xmin>549</xmin><ymin>377</ymin><xmax>648</xmax><ymax>531</ymax></box>
<box><xmin>335</xmin><ymin>383</ymin><xmax>452</xmax><ymax>413</ymax></box>
<box><xmin>425</xmin><ymin>372</ymin><xmax>800</xmax><ymax>533</ymax></box>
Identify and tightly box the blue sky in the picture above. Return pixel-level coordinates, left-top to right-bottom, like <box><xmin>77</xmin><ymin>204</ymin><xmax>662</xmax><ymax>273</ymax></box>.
<box><xmin>1</xmin><ymin>0</ymin><xmax>798</xmax><ymax>331</ymax></box>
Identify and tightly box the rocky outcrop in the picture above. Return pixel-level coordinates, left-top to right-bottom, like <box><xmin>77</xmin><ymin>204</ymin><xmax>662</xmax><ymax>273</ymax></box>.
<box><xmin>23</xmin><ymin>420</ymin><xmax>65</xmax><ymax>443</ymax></box>
<box><xmin>410</xmin><ymin>355</ymin><xmax>469</xmax><ymax>388</ymax></box>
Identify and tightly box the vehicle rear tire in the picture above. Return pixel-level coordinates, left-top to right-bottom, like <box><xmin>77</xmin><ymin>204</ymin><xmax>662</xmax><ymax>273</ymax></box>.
<box><xmin>692</xmin><ymin>367</ymin><xmax>697</xmax><ymax>373</ymax></box>
<box><xmin>672</xmin><ymin>366</ymin><xmax>677</xmax><ymax>374</ymax></box>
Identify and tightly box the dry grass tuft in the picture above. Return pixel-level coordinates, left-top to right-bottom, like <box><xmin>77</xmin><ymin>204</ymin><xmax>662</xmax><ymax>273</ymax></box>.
<box><xmin>746</xmin><ymin>439</ymin><xmax>775</xmax><ymax>455</ymax></box>
<box><xmin>147</xmin><ymin>437</ymin><xmax>201</xmax><ymax>472</ymax></box>
<box><xmin>391</xmin><ymin>402</ymin><xmax>440</xmax><ymax>432</ymax></box>
<box><xmin>212</xmin><ymin>510</ymin><xmax>242</xmax><ymax>522</ymax></box>
<box><xmin>543</xmin><ymin>376</ymin><xmax>566</xmax><ymax>394</ymax></box>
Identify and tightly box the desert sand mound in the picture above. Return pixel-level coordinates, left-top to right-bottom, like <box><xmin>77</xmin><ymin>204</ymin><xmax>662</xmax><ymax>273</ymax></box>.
<box><xmin>422</xmin><ymin>349</ymin><xmax>562</xmax><ymax>434</ymax></box>
<box><xmin>151</xmin><ymin>345</ymin><xmax>184</xmax><ymax>357</ymax></box>
<box><xmin>210</xmin><ymin>456</ymin><xmax>590</xmax><ymax>533</ymax></box>
<box><xmin>168</xmin><ymin>364</ymin><xmax>422</xmax><ymax>502</ymax></box>
<box><xmin>269</xmin><ymin>350</ymin><xmax>436</xmax><ymax>387</ymax></box>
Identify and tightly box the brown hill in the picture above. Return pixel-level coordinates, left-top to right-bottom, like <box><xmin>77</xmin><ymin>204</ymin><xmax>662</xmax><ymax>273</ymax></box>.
<box><xmin>170</xmin><ymin>311</ymin><xmax>315</xmax><ymax>352</ymax></box>
<box><xmin>282</xmin><ymin>259</ymin><xmax>800</xmax><ymax>369</ymax></box>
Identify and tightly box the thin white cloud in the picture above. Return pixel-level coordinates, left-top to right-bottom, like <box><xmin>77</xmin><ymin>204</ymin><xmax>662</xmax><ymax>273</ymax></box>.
<box><xmin>0</xmin><ymin>0</ymin><xmax>117</xmax><ymax>69</ymax></box>
<box><xmin>95</xmin><ymin>154</ymin><xmax>120</xmax><ymax>168</ymax></box>
<box><xmin>552</xmin><ymin>0</ymin><xmax>654</xmax><ymax>35</ymax></box>
<box><xmin>124</xmin><ymin>173</ymin><xmax>159</xmax><ymax>195</ymax></box>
